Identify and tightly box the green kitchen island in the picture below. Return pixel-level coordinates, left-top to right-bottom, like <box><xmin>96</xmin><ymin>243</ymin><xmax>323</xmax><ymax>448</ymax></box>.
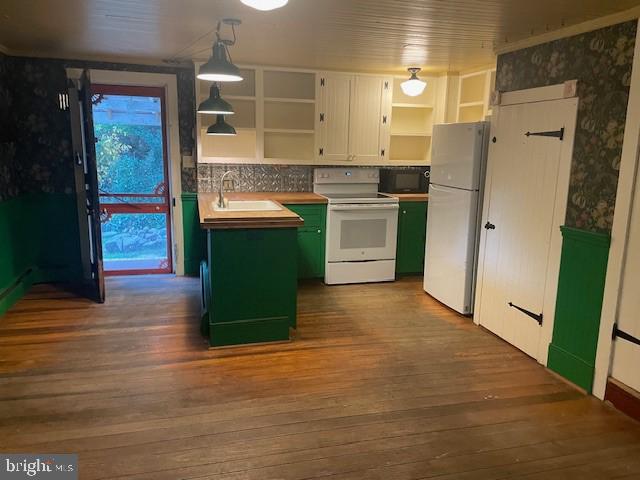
<box><xmin>198</xmin><ymin>192</ymin><xmax>325</xmax><ymax>348</ymax></box>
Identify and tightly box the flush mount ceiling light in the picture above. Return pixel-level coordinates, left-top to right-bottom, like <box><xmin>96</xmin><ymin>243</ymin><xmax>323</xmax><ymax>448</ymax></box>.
<box><xmin>198</xmin><ymin>19</ymin><xmax>243</xmax><ymax>82</ymax></box>
<box><xmin>401</xmin><ymin>67</ymin><xmax>427</xmax><ymax>97</ymax></box>
<box><xmin>198</xmin><ymin>83</ymin><xmax>235</xmax><ymax>115</ymax></box>
<box><xmin>206</xmin><ymin>115</ymin><xmax>237</xmax><ymax>136</ymax></box>
<box><xmin>240</xmin><ymin>0</ymin><xmax>288</xmax><ymax>11</ymax></box>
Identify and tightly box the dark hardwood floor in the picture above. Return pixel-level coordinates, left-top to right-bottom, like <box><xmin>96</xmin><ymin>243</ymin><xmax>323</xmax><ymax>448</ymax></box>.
<box><xmin>1</xmin><ymin>276</ymin><xmax>639</xmax><ymax>479</ymax></box>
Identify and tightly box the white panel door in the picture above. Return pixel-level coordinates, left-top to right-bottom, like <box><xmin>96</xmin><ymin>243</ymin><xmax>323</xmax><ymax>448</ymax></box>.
<box><xmin>431</xmin><ymin>122</ymin><xmax>487</xmax><ymax>190</ymax></box>
<box><xmin>349</xmin><ymin>76</ymin><xmax>386</xmax><ymax>163</ymax></box>
<box><xmin>476</xmin><ymin>98</ymin><xmax>575</xmax><ymax>359</ymax></box>
<box><xmin>424</xmin><ymin>184</ymin><xmax>479</xmax><ymax>314</ymax></box>
<box><xmin>317</xmin><ymin>73</ymin><xmax>351</xmax><ymax>162</ymax></box>
<box><xmin>610</xmin><ymin>171</ymin><xmax>640</xmax><ymax>392</ymax></box>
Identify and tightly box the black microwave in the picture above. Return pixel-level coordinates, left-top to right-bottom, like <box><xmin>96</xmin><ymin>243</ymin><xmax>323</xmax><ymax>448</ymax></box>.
<box><xmin>379</xmin><ymin>168</ymin><xmax>430</xmax><ymax>193</ymax></box>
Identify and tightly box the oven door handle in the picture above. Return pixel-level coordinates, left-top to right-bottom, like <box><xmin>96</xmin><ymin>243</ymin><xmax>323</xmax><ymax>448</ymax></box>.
<box><xmin>330</xmin><ymin>204</ymin><xmax>399</xmax><ymax>212</ymax></box>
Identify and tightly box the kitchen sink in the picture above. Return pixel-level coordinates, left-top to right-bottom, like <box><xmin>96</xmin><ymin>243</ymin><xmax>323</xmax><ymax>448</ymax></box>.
<box><xmin>214</xmin><ymin>200</ymin><xmax>282</xmax><ymax>212</ymax></box>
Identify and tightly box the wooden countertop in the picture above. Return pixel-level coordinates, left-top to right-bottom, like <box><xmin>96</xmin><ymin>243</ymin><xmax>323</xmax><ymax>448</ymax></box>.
<box><xmin>385</xmin><ymin>193</ymin><xmax>429</xmax><ymax>201</ymax></box>
<box><xmin>198</xmin><ymin>192</ymin><xmax>326</xmax><ymax>230</ymax></box>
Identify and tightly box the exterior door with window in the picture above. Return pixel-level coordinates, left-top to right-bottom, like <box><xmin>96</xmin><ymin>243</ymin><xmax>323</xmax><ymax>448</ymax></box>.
<box><xmin>92</xmin><ymin>85</ymin><xmax>173</xmax><ymax>275</ymax></box>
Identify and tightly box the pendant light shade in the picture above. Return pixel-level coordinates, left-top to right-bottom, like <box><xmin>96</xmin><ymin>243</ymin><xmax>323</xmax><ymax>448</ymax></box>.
<box><xmin>206</xmin><ymin>115</ymin><xmax>237</xmax><ymax>136</ymax></box>
<box><xmin>240</xmin><ymin>0</ymin><xmax>288</xmax><ymax>11</ymax></box>
<box><xmin>198</xmin><ymin>84</ymin><xmax>235</xmax><ymax>115</ymax></box>
<box><xmin>401</xmin><ymin>68</ymin><xmax>427</xmax><ymax>97</ymax></box>
<box><xmin>198</xmin><ymin>42</ymin><xmax>243</xmax><ymax>82</ymax></box>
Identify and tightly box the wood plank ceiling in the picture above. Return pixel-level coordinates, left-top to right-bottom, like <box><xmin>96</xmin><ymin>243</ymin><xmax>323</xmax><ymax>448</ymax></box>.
<box><xmin>1</xmin><ymin>0</ymin><xmax>639</xmax><ymax>73</ymax></box>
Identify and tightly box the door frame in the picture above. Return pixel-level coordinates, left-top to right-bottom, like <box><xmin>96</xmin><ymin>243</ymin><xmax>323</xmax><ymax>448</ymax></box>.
<box><xmin>593</xmin><ymin>20</ymin><xmax>640</xmax><ymax>400</ymax></box>
<box><xmin>473</xmin><ymin>81</ymin><xmax>579</xmax><ymax>366</ymax></box>
<box><xmin>84</xmin><ymin>70</ymin><xmax>185</xmax><ymax>276</ymax></box>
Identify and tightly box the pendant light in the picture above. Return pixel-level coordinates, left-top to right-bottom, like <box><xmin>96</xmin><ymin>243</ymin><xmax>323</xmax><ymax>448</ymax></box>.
<box><xmin>240</xmin><ymin>0</ymin><xmax>288</xmax><ymax>11</ymax></box>
<box><xmin>206</xmin><ymin>115</ymin><xmax>237</xmax><ymax>136</ymax></box>
<box><xmin>197</xmin><ymin>19</ymin><xmax>243</xmax><ymax>82</ymax></box>
<box><xmin>401</xmin><ymin>67</ymin><xmax>427</xmax><ymax>97</ymax></box>
<box><xmin>198</xmin><ymin>83</ymin><xmax>234</xmax><ymax>115</ymax></box>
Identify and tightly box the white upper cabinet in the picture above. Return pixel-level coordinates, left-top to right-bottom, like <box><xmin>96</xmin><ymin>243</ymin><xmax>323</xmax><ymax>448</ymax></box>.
<box><xmin>316</xmin><ymin>74</ymin><xmax>351</xmax><ymax>162</ymax></box>
<box><xmin>317</xmin><ymin>73</ymin><xmax>392</xmax><ymax>163</ymax></box>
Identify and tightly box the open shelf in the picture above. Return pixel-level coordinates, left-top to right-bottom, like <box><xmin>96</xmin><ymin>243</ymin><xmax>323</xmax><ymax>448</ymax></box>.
<box><xmin>265</xmin><ymin>97</ymin><xmax>314</xmax><ymax>104</ymax></box>
<box><xmin>265</xmin><ymin>100</ymin><xmax>315</xmax><ymax>131</ymax></box>
<box><xmin>458</xmin><ymin>104</ymin><xmax>485</xmax><ymax>123</ymax></box>
<box><xmin>392</xmin><ymin>102</ymin><xmax>433</xmax><ymax>108</ymax></box>
<box><xmin>459</xmin><ymin>72</ymin><xmax>486</xmax><ymax>104</ymax></box>
<box><xmin>200</xmin><ymin>99</ymin><xmax>256</xmax><ymax>129</ymax></box>
<box><xmin>264</xmin><ymin>128</ymin><xmax>314</xmax><ymax>134</ymax></box>
<box><xmin>200</xmin><ymin>128</ymin><xmax>257</xmax><ymax>159</ymax></box>
<box><xmin>264</xmin><ymin>131</ymin><xmax>314</xmax><ymax>161</ymax></box>
<box><xmin>390</xmin><ymin>135</ymin><xmax>431</xmax><ymax>163</ymax></box>
<box><xmin>264</xmin><ymin>70</ymin><xmax>315</xmax><ymax>100</ymax></box>
<box><xmin>391</xmin><ymin>106</ymin><xmax>433</xmax><ymax>136</ymax></box>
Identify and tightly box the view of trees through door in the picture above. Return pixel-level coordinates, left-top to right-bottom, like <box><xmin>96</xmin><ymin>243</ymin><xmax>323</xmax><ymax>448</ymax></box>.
<box><xmin>92</xmin><ymin>85</ymin><xmax>173</xmax><ymax>275</ymax></box>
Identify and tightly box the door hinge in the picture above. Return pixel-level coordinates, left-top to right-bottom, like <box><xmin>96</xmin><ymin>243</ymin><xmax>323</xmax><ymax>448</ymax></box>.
<box><xmin>320</xmin><ymin>78</ymin><xmax>325</xmax><ymax>87</ymax></box>
<box><xmin>612</xmin><ymin>323</ymin><xmax>640</xmax><ymax>347</ymax></box>
<box><xmin>525</xmin><ymin>127</ymin><xmax>565</xmax><ymax>141</ymax></box>
<box><xmin>382</xmin><ymin>115</ymin><xmax>387</xmax><ymax>124</ymax></box>
<box><xmin>381</xmin><ymin>149</ymin><xmax>385</xmax><ymax>157</ymax></box>
<box><xmin>172</xmin><ymin>197</ymin><xmax>176</xmax><ymax>207</ymax></box>
<box><xmin>320</xmin><ymin>113</ymin><xmax>325</xmax><ymax>122</ymax></box>
<box><xmin>384</xmin><ymin>81</ymin><xmax>389</xmax><ymax>90</ymax></box>
<box><xmin>484</xmin><ymin>222</ymin><xmax>496</xmax><ymax>230</ymax></box>
<box><xmin>508</xmin><ymin>302</ymin><xmax>543</xmax><ymax>325</ymax></box>
<box><xmin>319</xmin><ymin>148</ymin><xmax>324</xmax><ymax>156</ymax></box>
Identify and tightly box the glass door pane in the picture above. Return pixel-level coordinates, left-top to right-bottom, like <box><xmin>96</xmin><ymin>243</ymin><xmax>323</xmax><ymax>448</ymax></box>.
<box><xmin>92</xmin><ymin>85</ymin><xmax>172</xmax><ymax>275</ymax></box>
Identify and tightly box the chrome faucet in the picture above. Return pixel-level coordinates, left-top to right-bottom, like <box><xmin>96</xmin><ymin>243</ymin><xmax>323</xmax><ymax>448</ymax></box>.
<box><xmin>218</xmin><ymin>171</ymin><xmax>237</xmax><ymax>208</ymax></box>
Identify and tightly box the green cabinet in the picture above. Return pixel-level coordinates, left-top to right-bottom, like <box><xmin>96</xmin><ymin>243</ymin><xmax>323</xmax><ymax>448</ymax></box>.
<box><xmin>396</xmin><ymin>201</ymin><xmax>428</xmax><ymax>275</ymax></box>
<box><xmin>286</xmin><ymin>204</ymin><xmax>327</xmax><ymax>279</ymax></box>
<box><xmin>182</xmin><ymin>193</ymin><xmax>207</xmax><ymax>276</ymax></box>
<box><xmin>206</xmin><ymin>227</ymin><xmax>298</xmax><ymax>347</ymax></box>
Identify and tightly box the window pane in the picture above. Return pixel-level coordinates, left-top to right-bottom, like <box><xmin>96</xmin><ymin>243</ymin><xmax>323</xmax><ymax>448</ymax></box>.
<box><xmin>101</xmin><ymin>213</ymin><xmax>169</xmax><ymax>272</ymax></box>
<box><xmin>93</xmin><ymin>94</ymin><xmax>166</xmax><ymax>195</ymax></box>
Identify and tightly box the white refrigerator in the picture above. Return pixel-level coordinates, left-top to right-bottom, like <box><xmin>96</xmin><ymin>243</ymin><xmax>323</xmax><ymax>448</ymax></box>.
<box><xmin>424</xmin><ymin>122</ymin><xmax>490</xmax><ymax>314</ymax></box>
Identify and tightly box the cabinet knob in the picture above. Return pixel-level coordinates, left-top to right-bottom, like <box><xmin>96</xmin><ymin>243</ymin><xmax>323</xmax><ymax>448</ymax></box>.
<box><xmin>317</xmin><ymin>229</ymin><xmax>321</xmax><ymax>233</ymax></box>
<box><xmin>403</xmin><ymin>210</ymin><xmax>407</xmax><ymax>214</ymax></box>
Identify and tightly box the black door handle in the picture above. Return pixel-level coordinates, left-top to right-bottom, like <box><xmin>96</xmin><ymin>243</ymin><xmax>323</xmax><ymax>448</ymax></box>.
<box><xmin>485</xmin><ymin>222</ymin><xmax>496</xmax><ymax>230</ymax></box>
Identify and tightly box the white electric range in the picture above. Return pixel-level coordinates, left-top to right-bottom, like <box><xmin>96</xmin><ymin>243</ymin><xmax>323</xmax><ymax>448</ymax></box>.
<box><xmin>314</xmin><ymin>168</ymin><xmax>399</xmax><ymax>285</ymax></box>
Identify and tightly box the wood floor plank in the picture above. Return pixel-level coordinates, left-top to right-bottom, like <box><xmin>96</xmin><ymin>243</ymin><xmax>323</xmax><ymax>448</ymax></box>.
<box><xmin>0</xmin><ymin>276</ymin><xmax>639</xmax><ymax>479</ymax></box>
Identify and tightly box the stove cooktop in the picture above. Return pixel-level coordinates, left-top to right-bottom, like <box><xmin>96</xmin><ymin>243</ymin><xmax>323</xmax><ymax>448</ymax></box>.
<box><xmin>321</xmin><ymin>192</ymin><xmax>398</xmax><ymax>204</ymax></box>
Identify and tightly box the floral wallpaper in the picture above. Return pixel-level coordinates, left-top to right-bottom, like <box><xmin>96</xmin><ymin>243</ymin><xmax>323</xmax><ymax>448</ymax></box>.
<box><xmin>0</xmin><ymin>52</ymin><xmax>19</xmax><ymax>201</ymax></box>
<box><xmin>0</xmin><ymin>54</ymin><xmax>197</xmax><ymax>203</ymax></box>
<box><xmin>496</xmin><ymin>20</ymin><xmax>637</xmax><ymax>233</ymax></box>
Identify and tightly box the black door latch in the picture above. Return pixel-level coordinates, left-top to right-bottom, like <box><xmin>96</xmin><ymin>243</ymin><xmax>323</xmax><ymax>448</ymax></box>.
<box><xmin>484</xmin><ymin>222</ymin><xmax>496</xmax><ymax>230</ymax></box>
<box><xmin>508</xmin><ymin>302</ymin><xmax>543</xmax><ymax>325</ymax></box>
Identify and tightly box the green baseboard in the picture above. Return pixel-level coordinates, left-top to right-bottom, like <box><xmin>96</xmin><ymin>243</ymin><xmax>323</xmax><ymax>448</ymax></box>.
<box><xmin>548</xmin><ymin>343</ymin><xmax>595</xmax><ymax>392</ymax></box>
<box><xmin>0</xmin><ymin>268</ymin><xmax>36</xmax><ymax>317</ymax></box>
<box><xmin>209</xmin><ymin>316</ymin><xmax>291</xmax><ymax>347</ymax></box>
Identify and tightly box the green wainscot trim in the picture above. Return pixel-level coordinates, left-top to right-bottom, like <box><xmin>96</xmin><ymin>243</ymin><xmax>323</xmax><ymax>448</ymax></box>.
<box><xmin>548</xmin><ymin>226</ymin><xmax>611</xmax><ymax>392</ymax></box>
<box><xmin>1</xmin><ymin>192</ymin><xmax>82</xmax><ymax>317</ymax></box>
<box><xmin>207</xmin><ymin>227</ymin><xmax>298</xmax><ymax>347</ymax></box>
<box><xmin>182</xmin><ymin>193</ymin><xmax>207</xmax><ymax>277</ymax></box>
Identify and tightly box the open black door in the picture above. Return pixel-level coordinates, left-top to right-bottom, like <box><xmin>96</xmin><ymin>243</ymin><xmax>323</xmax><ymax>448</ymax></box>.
<box><xmin>67</xmin><ymin>69</ymin><xmax>105</xmax><ymax>303</ymax></box>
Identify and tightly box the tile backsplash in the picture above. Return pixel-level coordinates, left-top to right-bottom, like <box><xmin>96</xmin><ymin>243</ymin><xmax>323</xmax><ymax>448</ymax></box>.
<box><xmin>197</xmin><ymin>164</ymin><xmax>426</xmax><ymax>193</ymax></box>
